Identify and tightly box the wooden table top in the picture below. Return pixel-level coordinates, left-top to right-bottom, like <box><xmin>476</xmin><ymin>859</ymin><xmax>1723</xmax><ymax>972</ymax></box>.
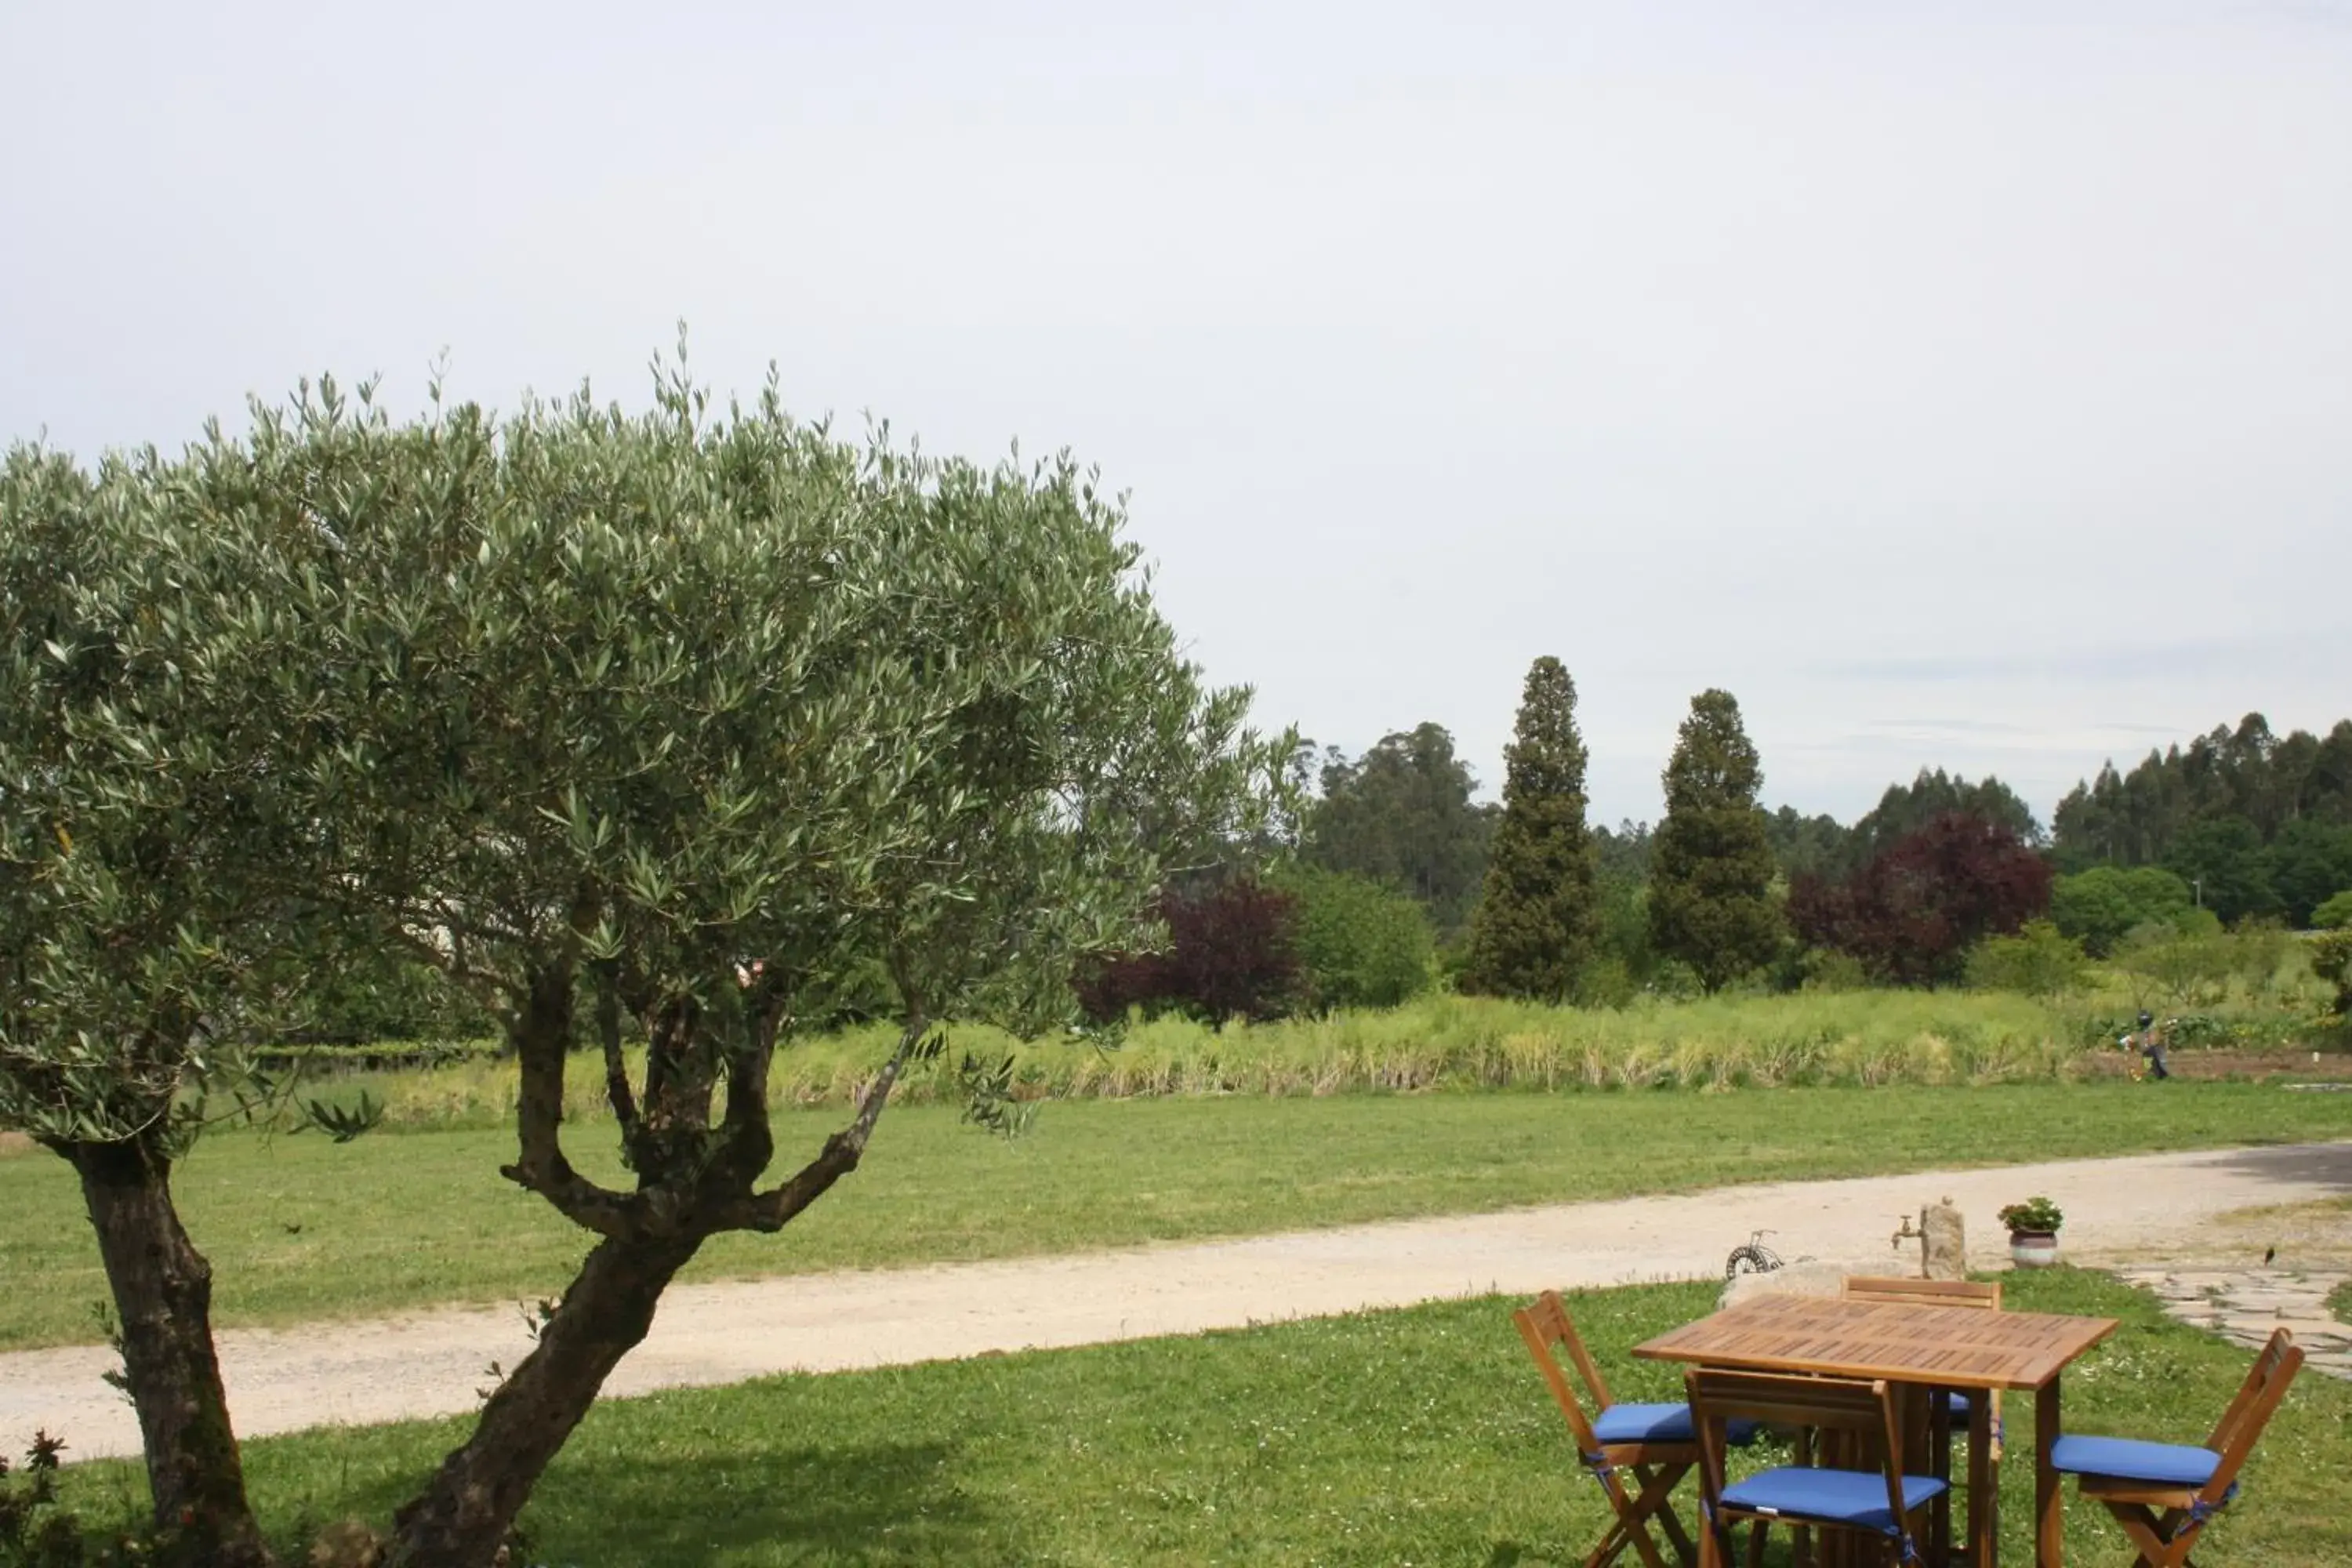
<box><xmin>1632</xmin><ymin>1293</ymin><xmax>2118</xmax><ymax>1391</ymax></box>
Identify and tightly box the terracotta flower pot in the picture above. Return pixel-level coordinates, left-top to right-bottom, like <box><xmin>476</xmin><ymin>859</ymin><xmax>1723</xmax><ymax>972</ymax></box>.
<box><xmin>2009</xmin><ymin>1229</ymin><xmax>2060</xmax><ymax>1269</ymax></box>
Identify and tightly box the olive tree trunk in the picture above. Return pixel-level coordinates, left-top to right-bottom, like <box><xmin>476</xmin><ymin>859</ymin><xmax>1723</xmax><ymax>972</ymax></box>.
<box><xmin>387</xmin><ymin>1231</ymin><xmax>702</xmax><ymax>1568</ymax></box>
<box><xmin>383</xmin><ymin>979</ymin><xmax>923</xmax><ymax>1567</ymax></box>
<box><xmin>66</xmin><ymin>1135</ymin><xmax>274</xmax><ymax>1568</ymax></box>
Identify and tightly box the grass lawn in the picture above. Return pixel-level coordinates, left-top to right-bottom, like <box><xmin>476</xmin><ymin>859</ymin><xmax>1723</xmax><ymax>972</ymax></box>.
<box><xmin>5</xmin><ymin>1083</ymin><xmax>2349</xmax><ymax>1352</ymax></box>
<box><xmin>47</xmin><ymin>1268</ymin><xmax>2352</xmax><ymax>1565</ymax></box>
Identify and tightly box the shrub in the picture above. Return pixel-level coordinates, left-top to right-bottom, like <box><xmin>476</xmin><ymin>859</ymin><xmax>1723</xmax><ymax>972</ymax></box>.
<box><xmin>1077</xmin><ymin>876</ymin><xmax>1302</xmax><ymax>1026</ymax></box>
<box><xmin>1789</xmin><ymin>812</ymin><xmax>2053</xmax><ymax>986</ymax></box>
<box><xmin>1275</xmin><ymin>866</ymin><xmax>1435</xmax><ymax>1013</ymax></box>
<box><xmin>1795</xmin><ymin>949</ymin><xmax>1871</xmax><ymax>993</ymax></box>
<box><xmin>2114</xmin><ymin>921</ymin><xmax>2235</xmax><ymax>1008</ymax></box>
<box><xmin>1965</xmin><ymin>920</ymin><xmax>2089</xmax><ymax>997</ymax></box>
<box><xmin>2311</xmin><ymin>931</ymin><xmax>2352</xmax><ymax>1017</ymax></box>
<box><xmin>2224</xmin><ymin>920</ymin><xmax>2296</xmax><ymax>999</ymax></box>
<box><xmin>2314</xmin><ymin>891</ymin><xmax>2352</xmax><ymax>931</ymax></box>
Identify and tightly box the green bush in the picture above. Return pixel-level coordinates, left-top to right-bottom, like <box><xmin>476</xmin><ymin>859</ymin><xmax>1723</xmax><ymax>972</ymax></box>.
<box><xmin>1795</xmin><ymin>948</ymin><xmax>1870</xmax><ymax>993</ymax></box>
<box><xmin>1965</xmin><ymin>920</ymin><xmax>2089</xmax><ymax>997</ymax></box>
<box><xmin>2312</xmin><ymin>931</ymin><xmax>2352</xmax><ymax>1017</ymax></box>
<box><xmin>2314</xmin><ymin>890</ymin><xmax>2352</xmax><ymax>931</ymax></box>
<box><xmin>2114</xmin><ymin>920</ymin><xmax>2235</xmax><ymax>1007</ymax></box>
<box><xmin>2050</xmin><ymin>866</ymin><xmax>2194</xmax><ymax>956</ymax></box>
<box><xmin>2224</xmin><ymin>919</ymin><xmax>2296</xmax><ymax>998</ymax></box>
<box><xmin>1274</xmin><ymin>866</ymin><xmax>1435</xmax><ymax>1012</ymax></box>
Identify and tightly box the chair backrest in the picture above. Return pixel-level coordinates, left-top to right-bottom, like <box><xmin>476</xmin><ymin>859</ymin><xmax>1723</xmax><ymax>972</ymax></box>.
<box><xmin>1513</xmin><ymin>1290</ymin><xmax>1612</xmax><ymax>1455</ymax></box>
<box><xmin>1844</xmin><ymin>1275</ymin><xmax>2004</xmax><ymax>1449</ymax></box>
<box><xmin>1842</xmin><ymin>1276</ymin><xmax>2002</xmax><ymax>1311</ymax></box>
<box><xmin>1685</xmin><ymin>1369</ymin><xmax>1915</xmax><ymax>1540</ymax></box>
<box><xmin>2201</xmin><ymin>1328</ymin><xmax>2303</xmax><ymax>1501</ymax></box>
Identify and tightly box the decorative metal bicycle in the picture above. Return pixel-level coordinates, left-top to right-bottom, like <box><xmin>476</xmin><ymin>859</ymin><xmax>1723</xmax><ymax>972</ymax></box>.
<box><xmin>1723</xmin><ymin>1229</ymin><xmax>1784</xmax><ymax>1282</ymax></box>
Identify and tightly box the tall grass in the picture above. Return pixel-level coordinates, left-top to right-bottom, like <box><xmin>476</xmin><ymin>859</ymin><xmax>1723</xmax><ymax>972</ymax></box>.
<box><xmin>328</xmin><ymin>989</ymin><xmax>2111</xmax><ymax>1130</ymax></box>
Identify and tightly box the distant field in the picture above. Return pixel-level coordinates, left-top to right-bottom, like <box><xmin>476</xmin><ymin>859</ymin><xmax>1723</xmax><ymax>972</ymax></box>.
<box><xmin>46</xmin><ymin>1269</ymin><xmax>2352</xmax><ymax>1565</ymax></box>
<box><xmin>314</xmin><ymin>989</ymin><xmax>2107</xmax><ymax>1130</ymax></box>
<box><xmin>274</xmin><ymin>985</ymin><xmax>2347</xmax><ymax>1136</ymax></box>
<box><xmin>5</xmin><ymin>1083</ymin><xmax>2347</xmax><ymax>1351</ymax></box>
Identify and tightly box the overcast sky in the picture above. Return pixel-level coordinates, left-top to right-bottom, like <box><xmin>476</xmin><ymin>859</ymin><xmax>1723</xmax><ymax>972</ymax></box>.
<box><xmin>5</xmin><ymin>2</ymin><xmax>2347</xmax><ymax>826</ymax></box>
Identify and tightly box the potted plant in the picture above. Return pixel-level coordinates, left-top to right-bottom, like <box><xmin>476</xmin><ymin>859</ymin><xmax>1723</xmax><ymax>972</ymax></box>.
<box><xmin>1998</xmin><ymin>1196</ymin><xmax>2064</xmax><ymax>1268</ymax></box>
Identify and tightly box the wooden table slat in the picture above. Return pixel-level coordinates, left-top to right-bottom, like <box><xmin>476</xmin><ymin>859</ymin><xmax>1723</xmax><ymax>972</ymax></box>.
<box><xmin>1632</xmin><ymin>1294</ymin><xmax>2118</xmax><ymax>1390</ymax></box>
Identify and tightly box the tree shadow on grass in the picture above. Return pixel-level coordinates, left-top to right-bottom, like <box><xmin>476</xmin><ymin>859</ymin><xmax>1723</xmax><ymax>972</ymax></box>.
<box><xmin>241</xmin><ymin>1432</ymin><xmax>982</xmax><ymax>1568</ymax></box>
<box><xmin>515</xmin><ymin>1438</ymin><xmax>982</xmax><ymax>1566</ymax></box>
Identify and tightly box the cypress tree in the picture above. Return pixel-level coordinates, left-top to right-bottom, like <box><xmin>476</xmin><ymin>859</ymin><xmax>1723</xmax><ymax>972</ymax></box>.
<box><xmin>1649</xmin><ymin>688</ymin><xmax>1783</xmax><ymax>991</ymax></box>
<box><xmin>1461</xmin><ymin>656</ymin><xmax>1599</xmax><ymax>1000</ymax></box>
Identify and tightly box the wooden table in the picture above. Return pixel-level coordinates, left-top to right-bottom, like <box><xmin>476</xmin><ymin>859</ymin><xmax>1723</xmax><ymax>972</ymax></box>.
<box><xmin>1632</xmin><ymin>1294</ymin><xmax>2118</xmax><ymax>1567</ymax></box>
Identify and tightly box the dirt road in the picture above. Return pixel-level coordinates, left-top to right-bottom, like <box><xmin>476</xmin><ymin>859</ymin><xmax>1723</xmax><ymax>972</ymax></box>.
<box><xmin>5</xmin><ymin>1139</ymin><xmax>2346</xmax><ymax>1461</ymax></box>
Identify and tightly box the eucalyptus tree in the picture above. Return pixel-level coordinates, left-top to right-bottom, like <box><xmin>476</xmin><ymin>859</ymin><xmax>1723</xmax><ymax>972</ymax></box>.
<box><xmin>224</xmin><ymin>366</ymin><xmax>1287</xmax><ymax>1566</ymax></box>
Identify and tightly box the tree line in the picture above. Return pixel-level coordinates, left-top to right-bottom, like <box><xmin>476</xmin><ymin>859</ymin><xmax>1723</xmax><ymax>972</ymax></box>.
<box><xmin>1097</xmin><ymin>680</ymin><xmax>2352</xmax><ymax>1020</ymax></box>
<box><xmin>2051</xmin><ymin>713</ymin><xmax>2352</xmax><ymax>927</ymax></box>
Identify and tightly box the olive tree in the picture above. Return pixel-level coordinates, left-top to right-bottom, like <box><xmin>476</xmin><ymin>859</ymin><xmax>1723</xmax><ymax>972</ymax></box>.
<box><xmin>0</xmin><ymin>441</ymin><xmax>334</xmax><ymax>1566</ymax></box>
<box><xmin>216</xmin><ymin>367</ymin><xmax>1287</xmax><ymax>1566</ymax></box>
<box><xmin>5</xmin><ymin>358</ymin><xmax>1284</xmax><ymax>1568</ymax></box>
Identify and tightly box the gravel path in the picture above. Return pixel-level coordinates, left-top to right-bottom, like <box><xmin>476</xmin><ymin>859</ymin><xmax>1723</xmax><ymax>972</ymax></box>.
<box><xmin>6</xmin><ymin>1139</ymin><xmax>2346</xmax><ymax>1462</ymax></box>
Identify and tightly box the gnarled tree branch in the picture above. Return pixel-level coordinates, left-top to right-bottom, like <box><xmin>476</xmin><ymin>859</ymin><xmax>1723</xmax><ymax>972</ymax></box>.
<box><xmin>716</xmin><ymin>1006</ymin><xmax>924</xmax><ymax>1235</ymax></box>
<box><xmin>499</xmin><ymin>958</ymin><xmax>644</xmax><ymax>1239</ymax></box>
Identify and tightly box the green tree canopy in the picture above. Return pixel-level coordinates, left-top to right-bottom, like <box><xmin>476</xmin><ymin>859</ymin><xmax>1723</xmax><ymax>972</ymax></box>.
<box><xmin>2052</xmin><ymin>712</ymin><xmax>2352</xmax><ymax>869</ymax></box>
<box><xmin>2161</xmin><ymin>816</ymin><xmax>2278</xmax><ymax>924</ymax></box>
<box><xmin>2048</xmin><ymin>866</ymin><xmax>2195</xmax><ymax>956</ymax></box>
<box><xmin>1460</xmin><ymin>657</ymin><xmax>1599</xmax><ymax>1002</ymax></box>
<box><xmin>1764</xmin><ymin>806</ymin><xmax>1853</xmax><ymax>880</ymax></box>
<box><xmin>2259</xmin><ymin>818</ymin><xmax>2352</xmax><ymax>928</ymax></box>
<box><xmin>1848</xmin><ymin>768</ymin><xmax>2042</xmax><ymax>869</ymax></box>
<box><xmin>1274</xmin><ymin>865</ymin><xmax>1436</xmax><ymax>1011</ymax></box>
<box><xmin>9</xmin><ymin>361</ymin><xmax>1287</xmax><ymax>1566</ymax></box>
<box><xmin>1</xmin><ymin>438</ymin><xmax>355</xmax><ymax>1564</ymax></box>
<box><xmin>1303</xmin><ymin>722</ymin><xmax>1494</xmax><ymax>933</ymax></box>
<box><xmin>1647</xmin><ymin>689</ymin><xmax>1783</xmax><ymax>992</ymax></box>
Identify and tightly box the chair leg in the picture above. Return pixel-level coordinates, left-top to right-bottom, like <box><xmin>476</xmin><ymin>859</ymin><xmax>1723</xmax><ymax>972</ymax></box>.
<box><xmin>2103</xmin><ymin>1497</ymin><xmax>2203</xmax><ymax>1568</ymax></box>
<box><xmin>1929</xmin><ymin>1393</ymin><xmax>1952</xmax><ymax>1566</ymax></box>
<box><xmin>1588</xmin><ymin>1463</ymin><xmax>1686</xmax><ymax>1568</ymax></box>
<box><xmin>1643</xmin><ymin>1467</ymin><xmax>1697</xmax><ymax>1567</ymax></box>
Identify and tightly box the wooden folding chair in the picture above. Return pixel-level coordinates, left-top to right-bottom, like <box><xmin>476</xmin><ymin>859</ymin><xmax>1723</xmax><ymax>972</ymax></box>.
<box><xmin>1685</xmin><ymin>1367</ymin><xmax>1947</xmax><ymax>1568</ymax></box>
<box><xmin>1515</xmin><ymin>1290</ymin><xmax>1708</xmax><ymax>1568</ymax></box>
<box><xmin>2053</xmin><ymin>1327</ymin><xmax>2303</xmax><ymax>1567</ymax></box>
<box><xmin>1844</xmin><ymin>1274</ymin><xmax>2003</xmax><ymax>1554</ymax></box>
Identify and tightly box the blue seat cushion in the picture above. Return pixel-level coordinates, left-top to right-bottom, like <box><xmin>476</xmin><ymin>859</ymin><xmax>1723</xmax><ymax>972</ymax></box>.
<box><xmin>1940</xmin><ymin>1390</ymin><xmax>1971</xmax><ymax>1417</ymax></box>
<box><xmin>1720</xmin><ymin>1468</ymin><xmax>1947</xmax><ymax>1535</ymax></box>
<box><xmin>1591</xmin><ymin>1403</ymin><xmax>1761</xmax><ymax>1447</ymax></box>
<box><xmin>2051</xmin><ymin>1435</ymin><xmax>2221</xmax><ymax>1488</ymax></box>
